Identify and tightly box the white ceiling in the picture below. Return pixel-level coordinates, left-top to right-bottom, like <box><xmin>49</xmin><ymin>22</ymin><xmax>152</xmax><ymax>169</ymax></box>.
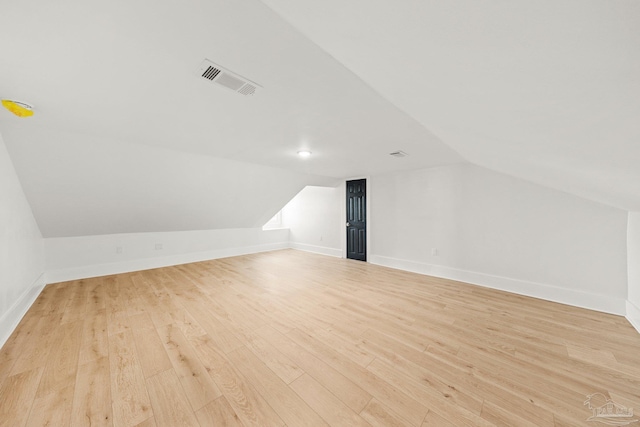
<box><xmin>262</xmin><ymin>0</ymin><xmax>640</xmax><ymax>210</ymax></box>
<box><xmin>2</xmin><ymin>126</ymin><xmax>336</xmax><ymax>237</ymax></box>
<box><xmin>1</xmin><ymin>0</ymin><xmax>639</xmax><ymax>237</ymax></box>
<box><xmin>0</xmin><ymin>0</ymin><xmax>462</xmax><ymax>178</ymax></box>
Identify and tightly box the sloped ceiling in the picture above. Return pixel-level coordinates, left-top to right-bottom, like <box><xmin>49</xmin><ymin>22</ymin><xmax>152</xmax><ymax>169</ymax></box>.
<box><xmin>262</xmin><ymin>0</ymin><xmax>640</xmax><ymax>210</ymax></box>
<box><xmin>0</xmin><ymin>0</ymin><xmax>463</xmax><ymax>237</ymax></box>
<box><xmin>2</xmin><ymin>127</ymin><xmax>336</xmax><ymax>237</ymax></box>
<box><xmin>1</xmin><ymin>1</ymin><xmax>638</xmax><ymax>238</ymax></box>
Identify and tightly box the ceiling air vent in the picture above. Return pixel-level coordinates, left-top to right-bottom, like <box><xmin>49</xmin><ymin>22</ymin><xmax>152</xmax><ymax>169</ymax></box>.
<box><xmin>198</xmin><ymin>59</ymin><xmax>261</xmax><ymax>96</ymax></box>
<box><xmin>389</xmin><ymin>151</ymin><xmax>408</xmax><ymax>158</ymax></box>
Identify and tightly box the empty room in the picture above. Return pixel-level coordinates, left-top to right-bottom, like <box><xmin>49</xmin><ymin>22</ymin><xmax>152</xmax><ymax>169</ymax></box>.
<box><xmin>1</xmin><ymin>1</ymin><xmax>640</xmax><ymax>426</ymax></box>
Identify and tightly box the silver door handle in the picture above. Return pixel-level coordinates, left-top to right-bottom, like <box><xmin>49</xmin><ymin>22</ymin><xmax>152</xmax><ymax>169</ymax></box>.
<box><xmin>346</xmin><ymin>222</ymin><xmax>350</xmax><ymax>226</ymax></box>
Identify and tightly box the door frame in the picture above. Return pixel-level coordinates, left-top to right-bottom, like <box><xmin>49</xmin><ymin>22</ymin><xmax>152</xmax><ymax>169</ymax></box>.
<box><xmin>341</xmin><ymin>176</ymin><xmax>370</xmax><ymax>261</ymax></box>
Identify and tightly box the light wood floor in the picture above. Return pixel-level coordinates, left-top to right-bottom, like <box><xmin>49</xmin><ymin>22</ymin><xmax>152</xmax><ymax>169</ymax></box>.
<box><xmin>1</xmin><ymin>249</ymin><xmax>639</xmax><ymax>427</ymax></box>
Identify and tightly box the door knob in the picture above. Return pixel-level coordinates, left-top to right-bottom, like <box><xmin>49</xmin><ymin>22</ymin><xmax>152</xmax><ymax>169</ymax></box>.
<box><xmin>346</xmin><ymin>222</ymin><xmax>350</xmax><ymax>226</ymax></box>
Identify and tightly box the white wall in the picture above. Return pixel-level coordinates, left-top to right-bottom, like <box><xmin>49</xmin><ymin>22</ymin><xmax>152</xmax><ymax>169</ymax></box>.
<box><xmin>369</xmin><ymin>164</ymin><xmax>629</xmax><ymax>314</ymax></box>
<box><xmin>45</xmin><ymin>227</ymin><xmax>289</xmax><ymax>283</ymax></box>
<box><xmin>281</xmin><ymin>186</ymin><xmax>342</xmax><ymax>257</ymax></box>
<box><xmin>627</xmin><ymin>212</ymin><xmax>640</xmax><ymax>332</ymax></box>
<box><xmin>0</xmin><ymin>132</ymin><xmax>45</xmax><ymax>347</ymax></box>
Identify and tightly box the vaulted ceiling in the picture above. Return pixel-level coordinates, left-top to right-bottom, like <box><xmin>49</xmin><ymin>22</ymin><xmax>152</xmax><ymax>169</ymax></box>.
<box><xmin>1</xmin><ymin>0</ymin><xmax>638</xmax><ymax>237</ymax></box>
<box><xmin>262</xmin><ymin>0</ymin><xmax>640</xmax><ymax>210</ymax></box>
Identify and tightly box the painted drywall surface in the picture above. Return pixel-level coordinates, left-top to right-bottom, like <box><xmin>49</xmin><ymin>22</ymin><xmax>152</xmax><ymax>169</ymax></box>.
<box><xmin>262</xmin><ymin>0</ymin><xmax>640</xmax><ymax>211</ymax></box>
<box><xmin>628</xmin><ymin>213</ymin><xmax>640</xmax><ymax>305</ymax></box>
<box><xmin>627</xmin><ymin>212</ymin><xmax>640</xmax><ymax>331</ymax></box>
<box><xmin>281</xmin><ymin>186</ymin><xmax>342</xmax><ymax>257</ymax></box>
<box><xmin>45</xmin><ymin>227</ymin><xmax>290</xmax><ymax>283</ymax></box>
<box><xmin>370</xmin><ymin>164</ymin><xmax>628</xmax><ymax>312</ymax></box>
<box><xmin>4</xmin><ymin>127</ymin><xmax>336</xmax><ymax>238</ymax></box>
<box><xmin>0</xmin><ymin>132</ymin><xmax>45</xmax><ymax>343</ymax></box>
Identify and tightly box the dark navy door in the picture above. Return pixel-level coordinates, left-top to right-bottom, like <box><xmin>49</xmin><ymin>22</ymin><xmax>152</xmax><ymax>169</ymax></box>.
<box><xmin>346</xmin><ymin>179</ymin><xmax>366</xmax><ymax>261</ymax></box>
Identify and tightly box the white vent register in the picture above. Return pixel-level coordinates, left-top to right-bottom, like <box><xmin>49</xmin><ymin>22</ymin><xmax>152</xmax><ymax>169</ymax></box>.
<box><xmin>389</xmin><ymin>150</ymin><xmax>408</xmax><ymax>158</ymax></box>
<box><xmin>197</xmin><ymin>59</ymin><xmax>261</xmax><ymax>96</ymax></box>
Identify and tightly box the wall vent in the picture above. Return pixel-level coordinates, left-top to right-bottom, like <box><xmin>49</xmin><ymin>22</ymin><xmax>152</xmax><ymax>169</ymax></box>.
<box><xmin>197</xmin><ymin>59</ymin><xmax>261</xmax><ymax>96</ymax></box>
<box><xmin>389</xmin><ymin>151</ymin><xmax>408</xmax><ymax>158</ymax></box>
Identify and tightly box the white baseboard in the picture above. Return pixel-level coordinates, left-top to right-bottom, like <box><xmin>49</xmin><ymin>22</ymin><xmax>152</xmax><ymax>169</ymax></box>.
<box><xmin>370</xmin><ymin>255</ymin><xmax>626</xmax><ymax>316</ymax></box>
<box><xmin>627</xmin><ymin>300</ymin><xmax>640</xmax><ymax>334</ymax></box>
<box><xmin>46</xmin><ymin>242</ymin><xmax>290</xmax><ymax>283</ymax></box>
<box><xmin>289</xmin><ymin>242</ymin><xmax>342</xmax><ymax>258</ymax></box>
<box><xmin>0</xmin><ymin>273</ymin><xmax>46</xmax><ymax>349</ymax></box>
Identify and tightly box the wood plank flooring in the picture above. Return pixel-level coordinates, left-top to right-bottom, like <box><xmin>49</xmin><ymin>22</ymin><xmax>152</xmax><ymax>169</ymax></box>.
<box><xmin>1</xmin><ymin>249</ymin><xmax>639</xmax><ymax>426</ymax></box>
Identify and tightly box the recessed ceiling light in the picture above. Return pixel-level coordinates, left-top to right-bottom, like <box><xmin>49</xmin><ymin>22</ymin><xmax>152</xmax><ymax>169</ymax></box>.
<box><xmin>297</xmin><ymin>150</ymin><xmax>312</xmax><ymax>158</ymax></box>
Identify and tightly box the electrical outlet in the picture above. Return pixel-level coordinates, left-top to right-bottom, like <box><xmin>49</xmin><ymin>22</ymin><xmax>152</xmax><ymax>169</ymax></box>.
<box><xmin>155</xmin><ymin>243</ymin><xmax>163</xmax><ymax>250</ymax></box>
<box><xmin>116</xmin><ymin>246</ymin><xmax>122</xmax><ymax>254</ymax></box>
<box><xmin>320</xmin><ymin>235</ymin><xmax>323</xmax><ymax>241</ymax></box>
<box><xmin>431</xmin><ymin>248</ymin><xmax>438</xmax><ymax>256</ymax></box>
